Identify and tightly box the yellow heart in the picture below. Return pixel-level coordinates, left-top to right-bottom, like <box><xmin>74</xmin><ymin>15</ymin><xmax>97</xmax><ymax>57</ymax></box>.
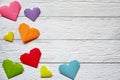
<box><xmin>4</xmin><ymin>32</ymin><xmax>14</xmax><ymax>42</ymax></box>
<box><xmin>40</xmin><ymin>65</ymin><xmax>52</xmax><ymax>78</ymax></box>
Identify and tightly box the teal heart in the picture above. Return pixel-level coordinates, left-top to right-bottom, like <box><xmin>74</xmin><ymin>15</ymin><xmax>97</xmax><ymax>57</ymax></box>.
<box><xmin>59</xmin><ymin>60</ymin><xmax>80</xmax><ymax>80</ymax></box>
<box><xmin>2</xmin><ymin>59</ymin><xmax>24</xmax><ymax>79</ymax></box>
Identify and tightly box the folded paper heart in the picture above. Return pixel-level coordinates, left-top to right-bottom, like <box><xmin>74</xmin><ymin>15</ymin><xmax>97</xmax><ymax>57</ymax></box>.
<box><xmin>18</xmin><ymin>23</ymin><xmax>40</xmax><ymax>43</ymax></box>
<box><xmin>4</xmin><ymin>32</ymin><xmax>14</xmax><ymax>42</ymax></box>
<box><xmin>24</xmin><ymin>7</ymin><xmax>41</xmax><ymax>22</ymax></box>
<box><xmin>59</xmin><ymin>60</ymin><xmax>80</xmax><ymax>80</ymax></box>
<box><xmin>0</xmin><ymin>1</ymin><xmax>21</xmax><ymax>21</ymax></box>
<box><xmin>2</xmin><ymin>59</ymin><xmax>24</xmax><ymax>79</ymax></box>
<box><xmin>20</xmin><ymin>48</ymin><xmax>42</xmax><ymax>68</ymax></box>
<box><xmin>40</xmin><ymin>66</ymin><xmax>52</xmax><ymax>78</ymax></box>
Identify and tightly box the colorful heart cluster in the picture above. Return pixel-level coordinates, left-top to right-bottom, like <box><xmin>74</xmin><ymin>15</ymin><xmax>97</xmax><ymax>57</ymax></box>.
<box><xmin>4</xmin><ymin>23</ymin><xmax>40</xmax><ymax>43</ymax></box>
<box><xmin>0</xmin><ymin>1</ymin><xmax>80</xmax><ymax>80</ymax></box>
<box><xmin>0</xmin><ymin>1</ymin><xmax>40</xmax><ymax>21</ymax></box>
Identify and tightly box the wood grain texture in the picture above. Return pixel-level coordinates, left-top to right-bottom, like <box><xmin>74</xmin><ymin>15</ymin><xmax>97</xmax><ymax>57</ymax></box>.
<box><xmin>0</xmin><ymin>0</ymin><xmax>120</xmax><ymax>17</ymax></box>
<box><xmin>0</xmin><ymin>63</ymin><xmax>120</xmax><ymax>80</ymax></box>
<box><xmin>0</xmin><ymin>40</ymin><xmax>120</xmax><ymax>62</ymax></box>
<box><xmin>1</xmin><ymin>0</ymin><xmax>120</xmax><ymax>3</ymax></box>
<box><xmin>1</xmin><ymin>17</ymin><xmax>120</xmax><ymax>39</ymax></box>
<box><xmin>0</xmin><ymin>0</ymin><xmax>120</xmax><ymax>80</ymax></box>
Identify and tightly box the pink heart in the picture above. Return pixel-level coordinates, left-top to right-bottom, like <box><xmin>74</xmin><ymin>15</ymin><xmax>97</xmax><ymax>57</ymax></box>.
<box><xmin>0</xmin><ymin>1</ymin><xmax>21</xmax><ymax>21</ymax></box>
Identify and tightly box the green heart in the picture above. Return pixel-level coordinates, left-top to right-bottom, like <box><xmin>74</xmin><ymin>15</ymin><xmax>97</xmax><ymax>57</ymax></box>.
<box><xmin>2</xmin><ymin>59</ymin><xmax>24</xmax><ymax>79</ymax></box>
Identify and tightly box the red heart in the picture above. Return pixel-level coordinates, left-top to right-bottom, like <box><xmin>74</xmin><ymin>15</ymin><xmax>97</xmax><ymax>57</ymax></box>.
<box><xmin>0</xmin><ymin>1</ymin><xmax>21</xmax><ymax>21</ymax></box>
<box><xmin>20</xmin><ymin>48</ymin><xmax>42</xmax><ymax>68</ymax></box>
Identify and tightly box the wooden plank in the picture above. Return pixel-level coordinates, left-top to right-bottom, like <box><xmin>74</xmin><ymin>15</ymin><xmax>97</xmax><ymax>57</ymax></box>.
<box><xmin>1</xmin><ymin>17</ymin><xmax>120</xmax><ymax>39</ymax></box>
<box><xmin>0</xmin><ymin>1</ymin><xmax>120</xmax><ymax>17</ymax></box>
<box><xmin>1</xmin><ymin>0</ymin><xmax>120</xmax><ymax>4</ymax></box>
<box><xmin>0</xmin><ymin>63</ymin><xmax>120</xmax><ymax>80</ymax></box>
<box><xmin>0</xmin><ymin>40</ymin><xmax>120</xmax><ymax>62</ymax></box>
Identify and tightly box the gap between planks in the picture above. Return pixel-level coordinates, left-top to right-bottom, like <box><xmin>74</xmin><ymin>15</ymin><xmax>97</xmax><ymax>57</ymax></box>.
<box><xmin>1</xmin><ymin>39</ymin><xmax>120</xmax><ymax>40</ymax></box>
<box><xmin>1</xmin><ymin>0</ymin><xmax>120</xmax><ymax>3</ymax></box>
<box><xmin>1</xmin><ymin>16</ymin><xmax>120</xmax><ymax>18</ymax></box>
<box><xmin>0</xmin><ymin>62</ymin><xmax>120</xmax><ymax>64</ymax></box>
<box><xmin>2</xmin><ymin>16</ymin><xmax>120</xmax><ymax>18</ymax></box>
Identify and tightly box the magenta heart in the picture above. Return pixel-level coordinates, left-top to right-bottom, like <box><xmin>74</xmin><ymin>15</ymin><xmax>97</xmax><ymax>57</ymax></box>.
<box><xmin>0</xmin><ymin>1</ymin><xmax>21</xmax><ymax>21</ymax></box>
<box><xmin>24</xmin><ymin>7</ymin><xmax>41</xmax><ymax>22</ymax></box>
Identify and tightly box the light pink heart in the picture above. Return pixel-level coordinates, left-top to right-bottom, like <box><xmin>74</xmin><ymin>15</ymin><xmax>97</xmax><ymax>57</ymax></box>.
<box><xmin>0</xmin><ymin>1</ymin><xmax>21</xmax><ymax>21</ymax></box>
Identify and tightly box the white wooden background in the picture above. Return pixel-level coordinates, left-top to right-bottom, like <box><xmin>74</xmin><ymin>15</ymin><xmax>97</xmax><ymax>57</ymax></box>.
<box><xmin>0</xmin><ymin>0</ymin><xmax>120</xmax><ymax>80</ymax></box>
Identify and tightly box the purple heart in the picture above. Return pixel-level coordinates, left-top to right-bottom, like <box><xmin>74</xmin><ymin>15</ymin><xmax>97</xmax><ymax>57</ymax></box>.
<box><xmin>24</xmin><ymin>7</ymin><xmax>41</xmax><ymax>22</ymax></box>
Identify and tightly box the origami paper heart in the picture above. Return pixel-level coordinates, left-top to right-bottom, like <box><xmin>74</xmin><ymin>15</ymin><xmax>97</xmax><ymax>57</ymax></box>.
<box><xmin>18</xmin><ymin>23</ymin><xmax>40</xmax><ymax>43</ymax></box>
<box><xmin>20</xmin><ymin>48</ymin><xmax>42</xmax><ymax>68</ymax></box>
<box><xmin>59</xmin><ymin>60</ymin><xmax>80</xmax><ymax>80</ymax></box>
<box><xmin>0</xmin><ymin>1</ymin><xmax>21</xmax><ymax>21</ymax></box>
<box><xmin>4</xmin><ymin>32</ymin><xmax>14</xmax><ymax>42</ymax></box>
<box><xmin>40</xmin><ymin>66</ymin><xmax>52</xmax><ymax>78</ymax></box>
<box><xmin>24</xmin><ymin>7</ymin><xmax>41</xmax><ymax>22</ymax></box>
<box><xmin>2</xmin><ymin>59</ymin><xmax>24</xmax><ymax>79</ymax></box>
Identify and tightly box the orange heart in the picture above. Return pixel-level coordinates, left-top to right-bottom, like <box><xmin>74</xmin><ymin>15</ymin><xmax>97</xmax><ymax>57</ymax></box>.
<box><xmin>18</xmin><ymin>23</ymin><xmax>40</xmax><ymax>43</ymax></box>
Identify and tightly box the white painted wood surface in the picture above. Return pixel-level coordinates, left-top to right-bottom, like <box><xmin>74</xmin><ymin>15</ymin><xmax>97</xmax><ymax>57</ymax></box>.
<box><xmin>1</xmin><ymin>40</ymin><xmax>120</xmax><ymax>62</ymax></box>
<box><xmin>0</xmin><ymin>0</ymin><xmax>120</xmax><ymax>17</ymax></box>
<box><xmin>1</xmin><ymin>17</ymin><xmax>120</xmax><ymax>39</ymax></box>
<box><xmin>0</xmin><ymin>0</ymin><xmax>120</xmax><ymax>80</ymax></box>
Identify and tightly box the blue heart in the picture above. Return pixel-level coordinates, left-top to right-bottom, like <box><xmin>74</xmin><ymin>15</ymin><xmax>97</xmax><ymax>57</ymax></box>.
<box><xmin>59</xmin><ymin>60</ymin><xmax>80</xmax><ymax>80</ymax></box>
